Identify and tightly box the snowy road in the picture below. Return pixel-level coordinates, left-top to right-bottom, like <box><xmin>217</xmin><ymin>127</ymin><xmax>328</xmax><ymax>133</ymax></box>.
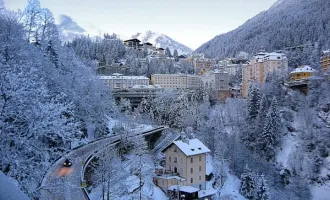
<box><xmin>40</xmin><ymin>126</ymin><xmax>166</xmax><ymax>200</ymax></box>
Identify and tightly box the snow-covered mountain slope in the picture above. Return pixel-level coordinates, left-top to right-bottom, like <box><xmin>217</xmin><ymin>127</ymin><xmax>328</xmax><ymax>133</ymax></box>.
<box><xmin>57</xmin><ymin>15</ymin><xmax>86</xmax><ymax>42</ymax></box>
<box><xmin>57</xmin><ymin>15</ymin><xmax>101</xmax><ymax>42</ymax></box>
<box><xmin>194</xmin><ymin>0</ymin><xmax>330</xmax><ymax>58</ymax></box>
<box><xmin>131</xmin><ymin>30</ymin><xmax>193</xmax><ymax>55</ymax></box>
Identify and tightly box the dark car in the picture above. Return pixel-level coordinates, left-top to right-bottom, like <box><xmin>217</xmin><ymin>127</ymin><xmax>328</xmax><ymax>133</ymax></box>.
<box><xmin>63</xmin><ymin>159</ymin><xmax>72</xmax><ymax>167</ymax></box>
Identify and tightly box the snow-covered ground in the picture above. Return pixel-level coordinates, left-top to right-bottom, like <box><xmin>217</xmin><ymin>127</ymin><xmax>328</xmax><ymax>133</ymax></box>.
<box><xmin>0</xmin><ymin>171</ymin><xmax>30</xmax><ymax>200</ymax></box>
<box><xmin>311</xmin><ymin>183</ymin><xmax>330</xmax><ymax>200</ymax></box>
<box><xmin>276</xmin><ymin>133</ymin><xmax>298</xmax><ymax>169</ymax></box>
<box><xmin>218</xmin><ymin>173</ymin><xmax>247</xmax><ymax>200</ymax></box>
<box><xmin>107</xmin><ymin>117</ymin><xmax>154</xmax><ymax>136</ymax></box>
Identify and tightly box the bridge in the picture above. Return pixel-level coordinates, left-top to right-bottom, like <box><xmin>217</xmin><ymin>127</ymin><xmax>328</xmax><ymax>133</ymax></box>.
<box><xmin>39</xmin><ymin>126</ymin><xmax>167</xmax><ymax>200</ymax></box>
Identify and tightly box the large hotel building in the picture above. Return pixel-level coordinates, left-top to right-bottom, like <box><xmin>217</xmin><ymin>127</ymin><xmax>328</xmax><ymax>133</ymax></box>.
<box><xmin>241</xmin><ymin>51</ymin><xmax>288</xmax><ymax>97</ymax></box>
<box><xmin>151</xmin><ymin>74</ymin><xmax>202</xmax><ymax>90</ymax></box>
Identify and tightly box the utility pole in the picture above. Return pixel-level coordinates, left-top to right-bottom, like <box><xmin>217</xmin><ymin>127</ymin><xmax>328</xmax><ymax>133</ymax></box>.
<box><xmin>139</xmin><ymin>154</ymin><xmax>142</xmax><ymax>200</ymax></box>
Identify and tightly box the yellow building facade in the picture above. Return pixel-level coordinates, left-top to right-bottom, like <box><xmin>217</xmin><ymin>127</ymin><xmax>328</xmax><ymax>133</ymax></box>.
<box><xmin>289</xmin><ymin>65</ymin><xmax>317</xmax><ymax>81</ymax></box>
<box><xmin>321</xmin><ymin>52</ymin><xmax>330</xmax><ymax>72</ymax></box>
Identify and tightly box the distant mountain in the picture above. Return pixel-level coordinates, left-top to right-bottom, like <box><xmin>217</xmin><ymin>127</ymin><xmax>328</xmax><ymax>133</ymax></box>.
<box><xmin>57</xmin><ymin>19</ymin><xmax>193</xmax><ymax>56</ymax></box>
<box><xmin>131</xmin><ymin>30</ymin><xmax>193</xmax><ymax>55</ymax></box>
<box><xmin>194</xmin><ymin>0</ymin><xmax>330</xmax><ymax>58</ymax></box>
<box><xmin>57</xmin><ymin>15</ymin><xmax>86</xmax><ymax>42</ymax></box>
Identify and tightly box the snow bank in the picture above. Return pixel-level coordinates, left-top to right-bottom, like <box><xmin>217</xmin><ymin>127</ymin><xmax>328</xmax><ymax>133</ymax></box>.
<box><xmin>276</xmin><ymin>133</ymin><xmax>298</xmax><ymax>169</ymax></box>
<box><xmin>0</xmin><ymin>171</ymin><xmax>30</xmax><ymax>200</ymax></box>
<box><xmin>152</xmin><ymin>186</ymin><xmax>169</xmax><ymax>200</ymax></box>
<box><xmin>311</xmin><ymin>183</ymin><xmax>330</xmax><ymax>200</ymax></box>
<box><xmin>219</xmin><ymin>173</ymin><xmax>247</xmax><ymax>200</ymax></box>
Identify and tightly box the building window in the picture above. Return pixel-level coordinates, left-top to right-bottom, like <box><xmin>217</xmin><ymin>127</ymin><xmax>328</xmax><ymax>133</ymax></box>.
<box><xmin>174</xmin><ymin>157</ymin><xmax>177</xmax><ymax>163</ymax></box>
<box><xmin>199</xmin><ymin>166</ymin><xmax>202</xmax><ymax>171</ymax></box>
<box><xmin>191</xmin><ymin>158</ymin><xmax>193</xmax><ymax>163</ymax></box>
<box><xmin>180</xmin><ymin>158</ymin><xmax>183</xmax><ymax>164</ymax></box>
<box><xmin>191</xmin><ymin>178</ymin><xmax>193</xmax><ymax>183</ymax></box>
<box><xmin>180</xmin><ymin>168</ymin><xmax>183</xmax><ymax>174</ymax></box>
<box><xmin>199</xmin><ymin>156</ymin><xmax>202</xmax><ymax>162</ymax></box>
<box><xmin>169</xmin><ymin>157</ymin><xmax>171</xmax><ymax>162</ymax></box>
<box><xmin>174</xmin><ymin>147</ymin><xmax>177</xmax><ymax>152</ymax></box>
<box><xmin>191</xmin><ymin>168</ymin><xmax>193</xmax><ymax>173</ymax></box>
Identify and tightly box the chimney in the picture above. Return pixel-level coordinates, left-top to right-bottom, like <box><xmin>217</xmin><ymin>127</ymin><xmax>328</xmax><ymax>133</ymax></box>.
<box><xmin>181</xmin><ymin>132</ymin><xmax>189</xmax><ymax>145</ymax></box>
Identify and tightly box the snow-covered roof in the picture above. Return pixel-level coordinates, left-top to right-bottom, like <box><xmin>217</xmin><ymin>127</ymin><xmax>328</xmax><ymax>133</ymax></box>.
<box><xmin>253</xmin><ymin>52</ymin><xmax>287</xmax><ymax>62</ymax></box>
<box><xmin>132</xmin><ymin>85</ymin><xmax>161</xmax><ymax>89</ymax></box>
<box><xmin>99</xmin><ymin>75</ymin><xmax>149</xmax><ymax>80</ymax></box>
<box><xmin>152</xmin><ymin>74</ymin><xmax>200</xmax><ymax>78</ymax></box>
<box><xmin>173</xmin><ymin>139</ymin><xmax>211</xmax><ymax>156</ymax></box>
<box><xmin>198</xmin><ymin>188</ymin><xmax>217</xmax><ymax>198</ymax></box>
<box><xmin>263</xmin><ymin>52</ymin><xmax>287</xmax><ymax>61</ymax></box>
<box><xmin>168</xmin><ymin>185</ymin><xmax>200</xmax><ymax>193</ymax></box>
<box><xmin>213</xmin><ymin>69</ymin><xmax>228</xmax><ymax>74</ymax></box>
<box><xmin>290</xmin><ymin>65</ymin><xmax>317</xmax><ymax>74</ymax></box>
<box><xmin>156</xmin><ymin>175</ymin><xmax>186</xmax><ymax>181</ymax></box>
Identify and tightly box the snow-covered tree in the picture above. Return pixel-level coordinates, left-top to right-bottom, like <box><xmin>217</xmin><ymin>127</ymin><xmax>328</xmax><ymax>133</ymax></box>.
<box><xmin>256</xmin><ymin>174</ymin><xmax>270</xmax><ymax>200</ymax></box>
<box><xmin>240</xmin><ymin>164</ymin><xmax>257</xmax><ymax>199</ymax></box>
<box><xmin>258</xmin><ymin>96</ymin><xmax>282</xmax><ymax>161</ymax></box>
<box><xmin>247</xmin><ymin>83</ymin><xmax>261</xmax><ymax>122</ymax></box>
<box><xmin>165</xmin><ymin>47</ymin><xmax>172</xmax><ymax>57</ymax></box>
<box><xmin>173</xmin><ymin>49</ymin><xmax>178</xmax><ymax>61</ymax></box>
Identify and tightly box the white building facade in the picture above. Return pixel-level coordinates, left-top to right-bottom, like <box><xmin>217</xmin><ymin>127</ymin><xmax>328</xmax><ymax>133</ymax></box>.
<box><xmin>151</xmin><ymin>74</ymin><xmax>202</xmax><ymax>90</ymax></box>
<box><xmin>99</xmin><ymin>73</ymin><xmax>149</xmax><ymax>89</ymax></box>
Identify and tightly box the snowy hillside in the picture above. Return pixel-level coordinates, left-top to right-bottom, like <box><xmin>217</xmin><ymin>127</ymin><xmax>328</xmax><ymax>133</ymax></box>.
<box><xmin>57</xmin><ymin>15</ymin><xmax>86</xmax><ymax>42</ymax></box>
<box><xmin>0</xmin><ymin>171</ymin><xmax>30</xmax><ymax>200</ymax></box>
<box><xmin>57</xmin><ymin>15</ymin><xmax>101</xmax><ymax>42</ymax></box>
<box><xmin>131</xmin><ymin>30</ymin><xmax>193</xmax><ymax>55</ymax></box>
<box><xmin>194</xmin><ymin>0</ymin><xmax>330</xmax><ymax>58</ymax></box>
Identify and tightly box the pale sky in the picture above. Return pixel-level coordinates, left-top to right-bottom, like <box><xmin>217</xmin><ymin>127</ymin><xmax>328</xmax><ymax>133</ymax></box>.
<box><xmin>4</xmin><ymin>0</ymin><xmax>278</xmax><ymax>49</ymax></box>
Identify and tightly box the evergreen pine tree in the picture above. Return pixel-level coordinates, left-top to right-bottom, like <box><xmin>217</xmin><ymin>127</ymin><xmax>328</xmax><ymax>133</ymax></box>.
<box><xmin>256</xmin><ymin>174</ymin><xmax>270</xmax><ymax>200</ymax></box>
<box><xmin>165</xmin><ymin>47</ymin><xmax>172</xmax><ymax>57</ymax></box>
<box><xmin>173</xmin><ymin>49</ymin><xmax>178</xmax><ymax>61</ymax></box>
<box><xmin>247</xmin><ymin>83</ymin><xmax>261</xmax><ymax>122</ymax></box>
<box><xmin>243</xmin><ymin>84</ymin><xmax>261</xmax><ymax>149</ymax></box>
<box><xmin>240</xmin><ymin>164</ymin><xmax>257</xmax><ymax>199</ymax></box>
<box><xmin>258</xmin><ymin>96</ymin><xmax>282</xmax><ymax>160</ymax></box>
<box><xmin>256</xmin><ymin>95</ymin><xmax>270</xmax><ymax>136</ymax></box>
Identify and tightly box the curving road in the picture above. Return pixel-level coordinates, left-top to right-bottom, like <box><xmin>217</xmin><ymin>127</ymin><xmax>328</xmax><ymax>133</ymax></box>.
<box><xmin>40</xmin><ymin>126</ymin><xmax>166</xmax><ymax>200</ymax></box>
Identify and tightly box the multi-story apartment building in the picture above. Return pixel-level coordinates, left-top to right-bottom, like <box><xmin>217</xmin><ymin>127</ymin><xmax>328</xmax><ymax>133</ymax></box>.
<box><xmin>202</xmin><ymin>69</ymin><xmax>231</xmax><ymax>101</ymax></box>
<box><xmin>99</xmin><ymin>73</ymin><xmax>149</xmax><ymax>89</ymax></box>
<box><xmin>123</xmin><ymin>39</ymin><xmax>141</xmax><ymax>49</ymax></box>
<box><xmin>155</xmin><ymin>138</ymin><xmax>211</xmax><ymax>199</ymax></box>
<box><xmin>193</xmin><ymin>58</ymin><xmax>216</xmax><ymax>75</ymax></box>
<box><xmin>217</xmin><ymin>58</ymin><xmax>247</xmax><ymax>76</ymax></box>
<box><xmin>241</xmin><ymin>51</ymin><xmax>288</xmax><ymax>97</ymax></box>
<box><xmin>151</xmin><ymin>74</ymin><xmax>202</xmax><ymax>90</ymax></box>
<box><xmin>321</xmin><ymin>51</ymin><xmax>330</xmax><ymax>72</ymax></box>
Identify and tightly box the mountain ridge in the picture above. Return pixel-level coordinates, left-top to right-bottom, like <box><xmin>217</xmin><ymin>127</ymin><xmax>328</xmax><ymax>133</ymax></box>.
<box><xmin>130</xmin><ymin>30</ymin><xmax>193</xmax><ymax>55</ymax></box>
<box><xmin>194</xmin><ymin>0</ymin><xmax>330</xmax><ymax>59</ymax></box>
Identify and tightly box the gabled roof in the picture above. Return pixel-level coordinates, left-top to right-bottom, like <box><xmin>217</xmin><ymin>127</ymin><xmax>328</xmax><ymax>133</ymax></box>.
<box><xmin>173</xmin><ymin>139</ymin><xmax>210</xmax><ymax>156</ymax></box>
<box><xmin>124</xmin><ymin>38</ymin><xmax>141</xmax><ymax>43</ymax></box>
<box><xmin>290</xmin><ymin>65</ymin><xmax>317</xmax><ymax>74</ymax></box>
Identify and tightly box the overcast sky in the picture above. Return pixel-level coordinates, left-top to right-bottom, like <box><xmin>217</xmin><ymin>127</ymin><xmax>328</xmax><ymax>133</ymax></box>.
<box><xmin>4</xmin><ymin>0</ymin><xmax>278</xmax><ymax>49</ymax></box>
